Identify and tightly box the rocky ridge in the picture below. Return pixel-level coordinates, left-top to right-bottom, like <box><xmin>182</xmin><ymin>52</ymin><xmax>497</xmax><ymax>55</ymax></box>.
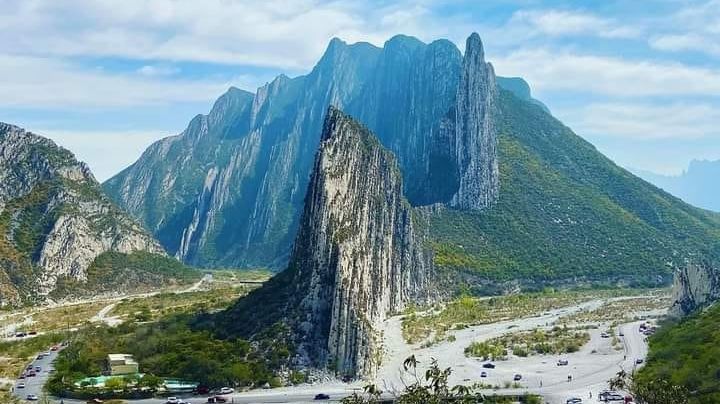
<box><xmin>0</xmin><ymin>123</ymin><xmax>167</xmax><ymax>303</ymax></box>
<box><xmin>670</xmin><ymin>261</ymin><xmax>720</xmax><ymax>316</ymax></box>
<box><xmin>216</xmin><ymin>108</ymin><xmax>434</xmax><ymax>377</ymax></box>
<box><xmin>104</xmin><ymin>33</ymin><xmax>500</xmax><ymax>269</ymax></box>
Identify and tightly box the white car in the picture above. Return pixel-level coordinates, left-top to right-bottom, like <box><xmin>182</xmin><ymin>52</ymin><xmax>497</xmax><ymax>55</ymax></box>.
<box><xmin>166</xmin><ymin>398</ymin><xmax>180</xmax><ymax>404</ymax></box>
<box><xmin>26</xmin><ymin>394</ymin><xmax>39</xmax><ymax>401</ymax></box>
<box><xmin>219</xmin><ymin>387</ymin><xmax>235</xmax><ymax>394</ymax></box>
<box><xmin>17</xmin><ymin>382</ymin><xmax>25</xmax><ymax>388</ymax></box>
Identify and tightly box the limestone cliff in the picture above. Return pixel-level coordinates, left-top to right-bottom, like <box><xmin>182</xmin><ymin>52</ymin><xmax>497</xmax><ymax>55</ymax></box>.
<box><xmin>217</xmin><ymin>108</ymin><xmax>434</xmax><ymax>377</ymax></box>
<box><xmin>670</xmin><ymin>261</ymin><xmax>720</xmax><ymax>316</ymax></box>
<box><xmin>104</xmin><ymin>33</ymin><xmax>499</xmax><ymax>269</ymax></box>
<box><xmin>0</xmin><ymin>123</ymin><xmax>171</xmax><ymax>303</ymax></box>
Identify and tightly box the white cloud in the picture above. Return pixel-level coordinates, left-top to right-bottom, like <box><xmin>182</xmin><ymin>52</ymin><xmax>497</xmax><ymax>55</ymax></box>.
<box><xmin>648</xmin><ymin>0</ymin><xmax>720</xmax><ymax>57</ymax></box>
<box><xmin>40</xmin><ymin>129</ymin><xmax>169</xmax><ymax>181</ymax></box>
<box><xmin>0</xmin><ymin>0</ymin><xmax>456</xmax><ymax>69</ymax></box>
<box><xmin>0</xmin><ymin>55</ymin><xmax>259</xmax><ymax>108</ymax></box>
<box><xmin>137</xmin><ymin>65</ymin><xmax>180</xmax><ymax>77</ymax></box>
<box><xmin>494</xmin><ymin>49</ymin><xmax>720</xmax><ymax>97</ymax></box>
<box><xmin>558</xmin><ymin>102</ymin><xmax>720</xmax><ymax>140</ymax></box>
<box><xmin>509</xmin><ymin>9</ymin><xmax>641</xmax><ymax>39</ymax></box>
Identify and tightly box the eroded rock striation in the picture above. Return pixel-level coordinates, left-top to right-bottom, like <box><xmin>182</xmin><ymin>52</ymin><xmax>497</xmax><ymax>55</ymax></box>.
<box><xmin>0</xmin><ymin>123</ymin><xmax>166</xmax><ymax>301</ymax></box>
<box><xmin>218</xmin><ymin>108</ymin><xmax>434</xmax><ymax>377</ymax></box>
<box><xmin>670</xmin><ymin>260</ymin><xmax>720</xmax><ymax>316</ymax></box>
<box><xmin>104</xmin><ymin>33</ymin><xmax>500</xmax><ymax>269</ymax></box>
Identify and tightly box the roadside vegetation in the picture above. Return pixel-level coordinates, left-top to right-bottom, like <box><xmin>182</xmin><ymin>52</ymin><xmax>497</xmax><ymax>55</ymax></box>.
<box><xmin>342</xmin><ymin>355</ymin><xmax>542</xmax><ymax>404</ymax></box>
<box><xmin>629</xmin><ymin>303</ymin><xmax>720</xmax><ymax>403</ymax></box>
<box><xmin>47</xmin><ymin>315</ymin><xmax>294</xmax><ymax>397</ymax></box>
<box><xmin>557</xmin><ymin>291</ymin><xmax>671</xmax><ymax>325</ymax></box>
<box><xmin>0</xmin><ymin>332</ymin><xmax>67</xmax><ymax>381</ymax></box>
<box><xmin>465</xmin><ymin>326</ymin><xmax>590</xmax><ymax>360</ymax></box>
<box><xmin>109</xmin><ymin>284</ymin><xmax>258</xmax><ymax>323</ymax></box>
<box><xmin>401</xmin><ymin>288</ymin><xmax>656</xmax><ymax>345</ymax></box>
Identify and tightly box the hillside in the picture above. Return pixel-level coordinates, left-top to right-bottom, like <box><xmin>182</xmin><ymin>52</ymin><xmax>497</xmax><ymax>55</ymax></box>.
<box><xmin>210</xmin><ymin>107</ymin><xmax>434</xmax><ymax>377</ymax></box>
<box><xmin>634</xmin><ymin>302</ymin><xmax>720</xmax><ymax>402</ymax></box>
<box><xmin>0</xmin><ymin>123</ymin><xmax>198</xmax><ymax>306</ymax></box>
<box><xmin>104</xmin><ymin>33</ymin><xmax>720</xmax><ymax>290</ymax></box>
<box><xmin>428</xmin><ymin>90</ymin><xmax>720</xmax><ymax>291</ymax></box>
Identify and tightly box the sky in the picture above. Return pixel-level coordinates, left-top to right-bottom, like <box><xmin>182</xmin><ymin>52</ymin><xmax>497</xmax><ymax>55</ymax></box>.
<box><xmin>1</xmin><ymin>0</ymin><xmax>719</xmax><ymax>181</ymax></box>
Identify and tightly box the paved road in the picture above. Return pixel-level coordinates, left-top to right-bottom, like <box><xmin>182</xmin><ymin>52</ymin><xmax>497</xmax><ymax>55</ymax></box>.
<box><xmin>11</xmin><ymin>298</ymin><xmax>653</xmax><ymax>403</ymax></box>
<box><xmin>12</xmin><ymin>347</ymin><xmax>60</xmax><ymax>402</ymax></box>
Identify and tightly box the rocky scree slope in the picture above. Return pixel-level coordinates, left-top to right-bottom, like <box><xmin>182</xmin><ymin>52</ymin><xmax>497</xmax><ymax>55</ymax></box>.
<box><xmin>210</xmin><ymin>108</ymin><xmax>434</xmax><ymax>378</ymax></box>
<box><xmin>103</xmin><ymin>33</ymin><xmax>499</xmax><ymax>269</ymax></box>
<box><xmin>0</xmin><ymin>123</ymin><xmax>193</xmax><ymax>306</ymax></box>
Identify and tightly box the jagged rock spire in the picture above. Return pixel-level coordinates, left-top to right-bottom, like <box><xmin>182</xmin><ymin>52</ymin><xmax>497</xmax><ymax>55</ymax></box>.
<box><xmin>450</xmin><ymin>32</ymin><xmax>499</xmax><ymax>210</ymax></box>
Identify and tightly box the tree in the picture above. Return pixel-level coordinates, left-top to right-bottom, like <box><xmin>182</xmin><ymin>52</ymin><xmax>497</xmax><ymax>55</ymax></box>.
<box><xmin>341</xmin><ymin>356</ymin><xmax>538</xmax><ymax>404</ymax></box>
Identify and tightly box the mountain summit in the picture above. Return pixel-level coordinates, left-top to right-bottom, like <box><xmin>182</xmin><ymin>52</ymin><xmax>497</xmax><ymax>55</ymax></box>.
<box><xmin>105</xmin><ymin>33</ymin><xmax>720</xmax><ymax>290</ymax></box>
<box><xmin>0</xmin><ymin>123</ymin><xmax>194</xmax><ymax>305</ymax></box>
<box><xmin>215</xmin><ymin>107</ymin><xmax>434</xmax><ymax>377</ymax></box>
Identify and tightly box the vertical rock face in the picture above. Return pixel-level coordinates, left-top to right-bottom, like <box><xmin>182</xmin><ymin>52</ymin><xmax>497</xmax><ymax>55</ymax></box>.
<box><xmin>104</xmin><ymin>33</ymin><xmax>500</xmax><ymax>270</ymax></box>
<box><xmin>289</xmin><ymin>107</ymin><xmax>432</xmax><ymax>377</ymax></box>
<box><xmin>449</xmin><ymin>33</ymin><xmax>499</xmax><ymax>209</ymax></box>
<box><xmin>218</xmin><ymin>108</ymin><xmax>434</xmax><ymax>378</ymax></box>
<box><xmin>0</xmin><ymin>123</ymin><xmax>165</xmax><ymax>300</ymax></box>
<box><xmin>670</xmin><ymin>261</ymin><xmax>720</xmax><ymax>316</ymax></box>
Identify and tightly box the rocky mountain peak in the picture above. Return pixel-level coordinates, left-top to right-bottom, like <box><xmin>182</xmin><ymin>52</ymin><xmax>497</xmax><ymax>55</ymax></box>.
<box><xmin>0</xmin><ymin>123</ymin><xmax>168</xmax><ymax>301</ymax></box>
<box><xmin>465</xmin><ymin>32</ymin><xmax>485</xmax><ymax>61</ymax></box>
<box><xmin>218</xmin><ymin>107</ymin><xmax>434</xmax><ymax>377</ymax></box>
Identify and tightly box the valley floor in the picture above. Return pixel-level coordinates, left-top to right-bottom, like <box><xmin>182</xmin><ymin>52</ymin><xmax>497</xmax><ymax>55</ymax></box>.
<box><xmin>5</xmin><ymin>288</ymin><xmax>667</xmax><ymax>403</ymax></box>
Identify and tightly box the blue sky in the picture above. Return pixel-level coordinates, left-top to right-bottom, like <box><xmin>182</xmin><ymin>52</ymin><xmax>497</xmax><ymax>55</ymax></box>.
<box><xmin>1</xmin><ymin>0</ymin><xmax>718</xmax><ymax>181</ymax></box>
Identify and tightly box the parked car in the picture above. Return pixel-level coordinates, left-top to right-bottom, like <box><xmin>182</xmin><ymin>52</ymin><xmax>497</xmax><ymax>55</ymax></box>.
<box><xmin>50</xmin><ymin>345</ymin><xmax>59</xmax><ymax>351</ymax></box>
<box><xmin>27</xmin><ymin>371</ymin><xmax>36</xmax><ymax>377</ymax></box>
<box><xmin>566</xmin><ymin>398</ymin><xmax>582</xmax><ymax>404</ymax></box>
<box><xmin>599</xmin><ymin>391</ymin><xmax>625</xmax><ymax>402</ymax></box>
<box><xmin>34</xmin><ymin>366</ymin><xmax>41</xmax><ymax>372</ymax></box>
<box><xmin>207</xmin><ymin>397</ymin><xmax>227</xmax><ymax>403</ymax></box>
<box><xmin>219</xmin><ymin>387</ymin><xmax>234</xmax><ymax>394</ymax></box>
<box><xmin>194</xmin><ymin>386</ymin><xmax>210</xmax><ymax>395</ymax></box>
<box><xmin>314</xmin><ymin>393</ymin><xmax>331</xmax><ymax>400</ymax></box>
<box><xmin>166</xmin><ymin>398</ymin><xmax>180</xmax><ymax>404</ymax></box>
<box><xmin>36</xmin><ymin>354</ymin><xmax>44</xmax><ymax>360</ymax></box>
<box><xmin>635</xmin><ymin>358</ymin><xmax>644</xmax><ymax>364</ymax></box>
<box><xmin>86</xmin><ymin>399</ymin><xmax>104</xmax><ymax>404</ymax></box>
<box><xmin>15</xmin><ymin>332</ymin><xmax>26</xmax><ymax>338</ymax></box>
<box><xmin>482</xmin><ymin>363</ymin><xmax>495</xmax><ymax>369</ymax></box>
<box><xmin>17</xmin><ymin>382</ymin><xmax>25</xmax><ymax>388</ymax></box>
<box><xmin>601</xmin><ymin>332</ymin><xmax>610</xmax><ymax>338</ymax></box>
<box><xmin>28</xmin><ymin>331</ymin><xmax>37</xmax><ymax>336</ymax></box>
<box><xmin>557</xmin><ymin>359</ymin><xmax>569</xmax><ymax>366</ymax></box>
<box><xmin>480</xmin><ymin>371</ymin><xmax>487</xmax><ymax>377</ymax></box>
<box><xmin>513</xmin><ymin>374</ymin><xmax>522</xmax><ymax>381</ymax></box>
<box><xmin>26</xmin><ymin>394</ymin><xmax>39</xmax><ymax>401</ymax></box>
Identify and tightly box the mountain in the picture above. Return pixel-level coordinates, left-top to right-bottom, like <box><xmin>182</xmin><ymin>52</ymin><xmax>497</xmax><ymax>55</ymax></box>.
<box><xmin>0</xmin><ymin>123</ymin><xmax>196</xmax><ymax>306</ymax></box>
<box><xmin>670</xmin><ymin>260</ymin><xmax>720</xmax><ymax>316</ymax></box>
<box><xmin>103</xmin><ymin>33</ymin><xmax>499</xmax><ymax>268</ymax></box>
<box><xmin>211</xmin><ymin>108</ymin><xmax>434</xmax><ymax>377</ymax></box>
<box><xmin>631</xmin><ymin>160</ymin><xmax>720</xmax><ymax>212</ymax></box>
<box><xmin>105</xmin><ymin>33</ymin><xmax>720</xmax><ymax>289</ymax></box>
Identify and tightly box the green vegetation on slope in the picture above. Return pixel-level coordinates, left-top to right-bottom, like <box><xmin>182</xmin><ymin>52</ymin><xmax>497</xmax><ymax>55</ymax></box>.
<box><xmin>429</xmin><ymin>90</ymin><xmax>720</xmax><ymax>291</ymax></box>
<box><xmin>634</xmin><ymin>304</ymin><xmax>720</xmax><ymax>402</ymax></box>
<box><xmin>51</xmin><ymin>251</ymin><xmax>200</xmax><ymax>299</ymax></box>
<box><xmin>47</xmin><ymin>315</ymin><xmax>293</xmax><ymax>394</ymax></box>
